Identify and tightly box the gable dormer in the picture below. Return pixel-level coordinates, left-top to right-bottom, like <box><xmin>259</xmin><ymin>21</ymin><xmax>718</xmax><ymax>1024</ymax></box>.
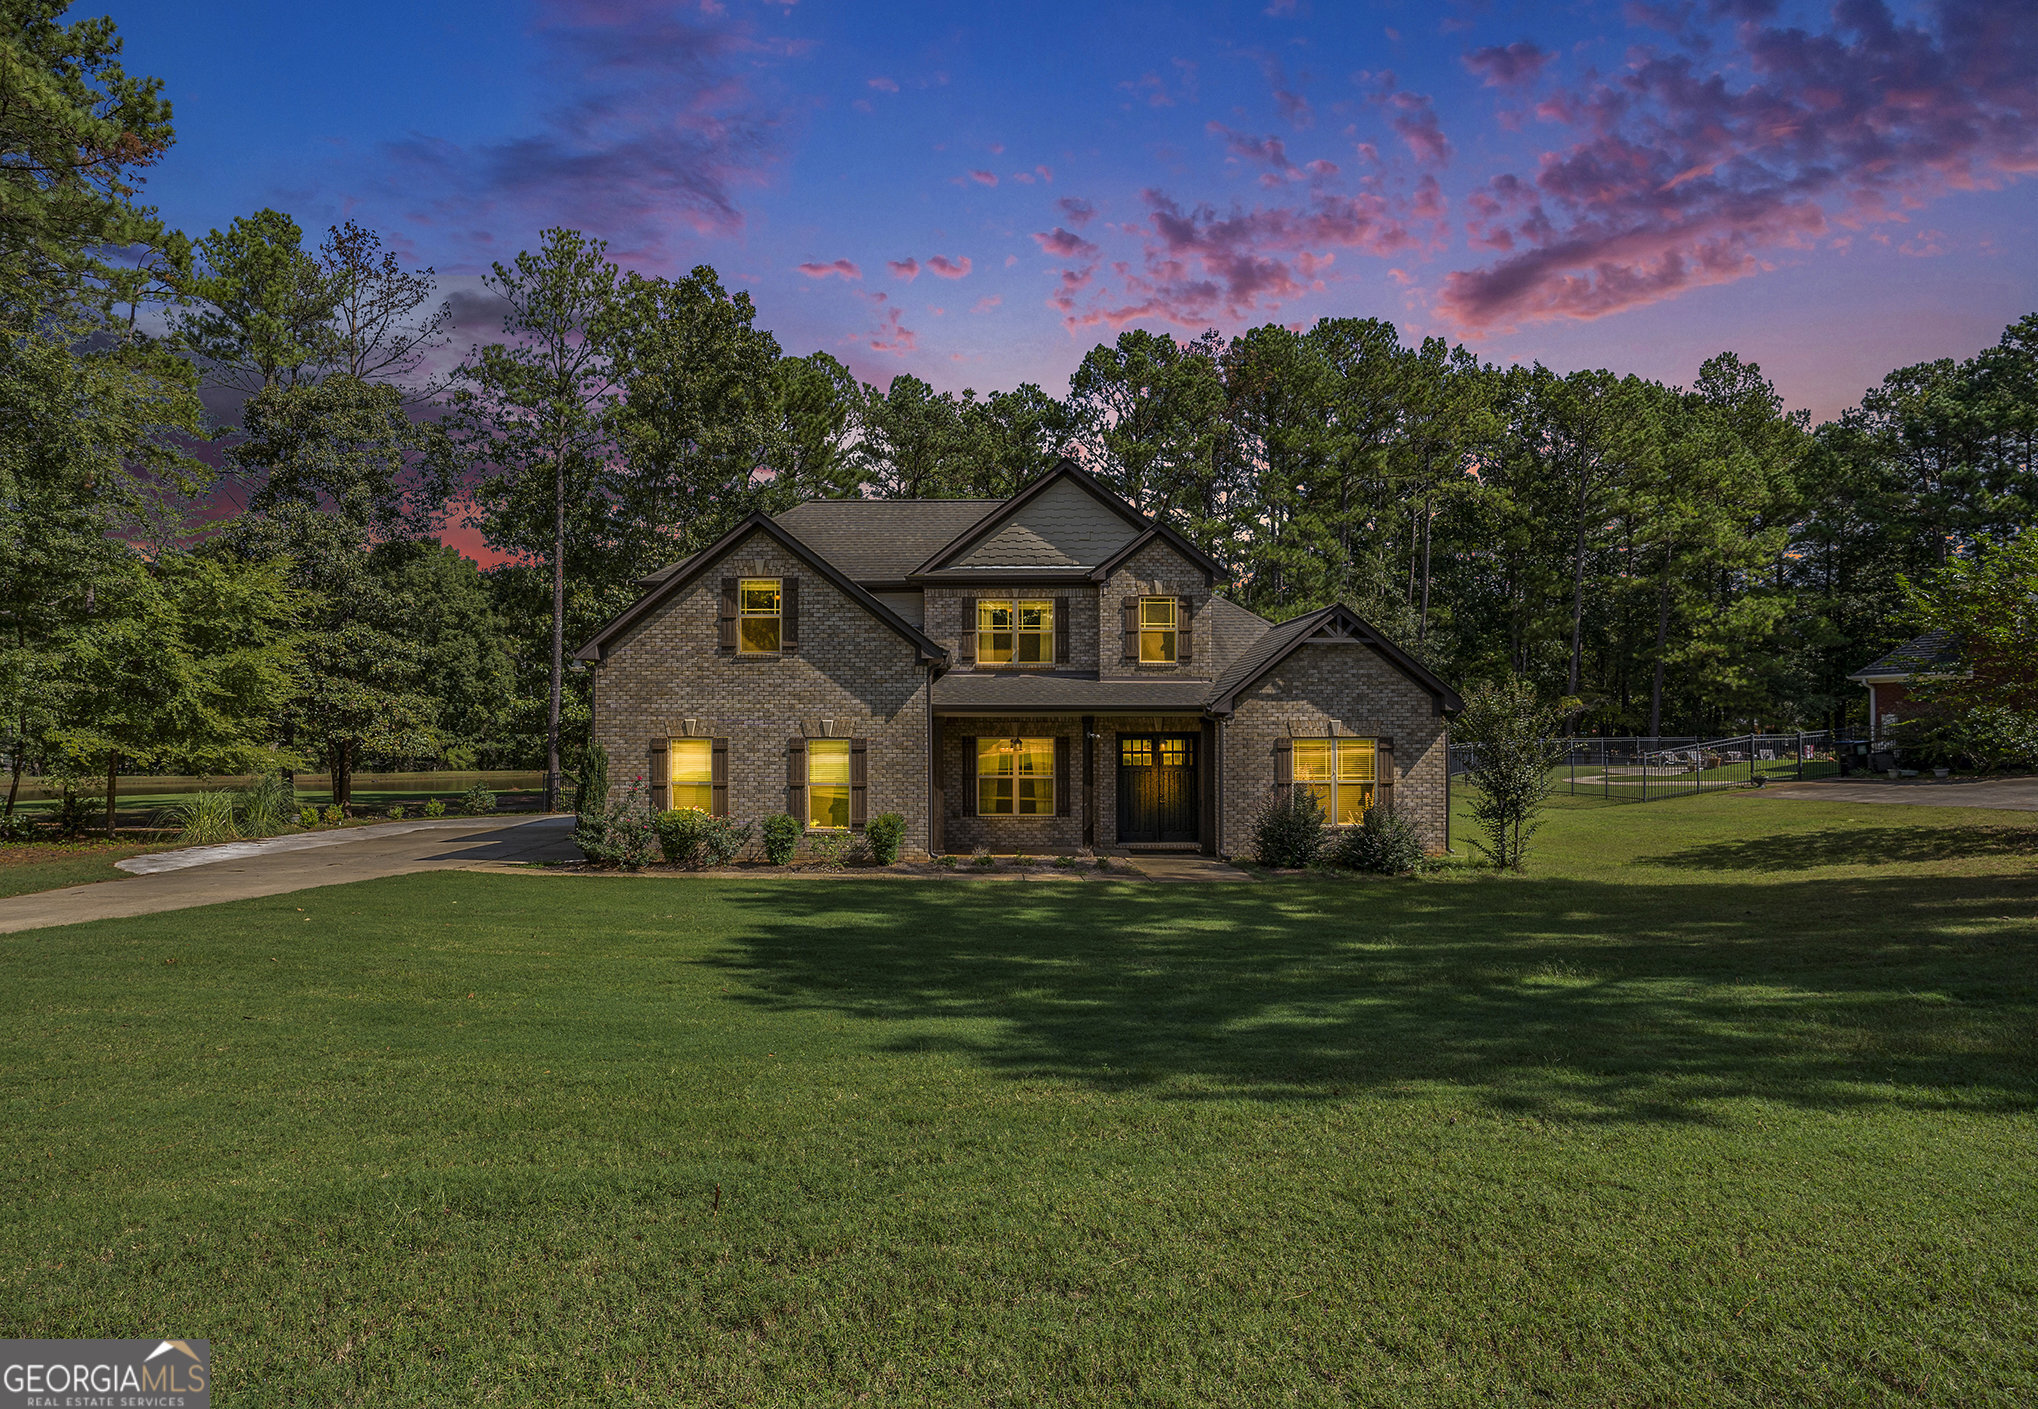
<box><xmin>912</xmin><ymin>459</ymin><xmax>1222</xmax><ymax>582</ymax></box>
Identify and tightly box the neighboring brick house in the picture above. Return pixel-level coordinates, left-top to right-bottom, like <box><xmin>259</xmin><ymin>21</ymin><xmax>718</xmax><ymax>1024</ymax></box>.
<box><xmin>1847</xmin><ymin>630</ymin><xmax>1965</xmax><ymax>740</ymax></box>
<box><xmin>575</xmin><ymin>460</ymin><xmax>1463</xmax><ymax>859</ymax></box>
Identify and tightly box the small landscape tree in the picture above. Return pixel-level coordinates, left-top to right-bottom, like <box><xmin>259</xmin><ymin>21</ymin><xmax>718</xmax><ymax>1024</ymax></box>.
<box><xmin>1458</xmin><ymin>675</ymin><xmax>1565</xmax><ymax>871</ymax></box>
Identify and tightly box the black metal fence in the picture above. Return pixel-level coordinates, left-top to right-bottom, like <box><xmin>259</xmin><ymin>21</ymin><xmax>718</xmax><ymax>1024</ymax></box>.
<box><xmin>1452</xmin><ymin>731</ymin><xmax>1866</xmax><ymax>802</ymax></box>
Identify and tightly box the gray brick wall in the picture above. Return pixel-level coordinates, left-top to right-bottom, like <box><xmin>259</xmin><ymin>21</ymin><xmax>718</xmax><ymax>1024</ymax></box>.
<box><xmin>1099</xmin><ymin>540</ymin><xmax>1216</xmax><ymax>682</ymax></box>
<box><xmin>1220</xmin><ymin>643</ymin><xmax>1450</xmax><ymax>857</ymax></box>
<box><xmin>588</xmin><ymin>528</ymin><xmax>936</xmax><ymax>858</ymax></box>
<box><xmin>937</xmin><ymin>714</ymin><xmax>1084</xmax><ymax>852</ymax></box>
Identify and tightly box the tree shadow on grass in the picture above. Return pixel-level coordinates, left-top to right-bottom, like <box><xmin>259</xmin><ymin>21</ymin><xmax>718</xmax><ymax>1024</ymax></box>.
<box><xmin>1648</xmin><ymin>824</ymin><xmax>2038</xmax><ymax>871</ymax></box>
<box><xmin>706</xmin><ymin>874</ymin><xmax>2038</xmax><ymax>1125</ymax></box>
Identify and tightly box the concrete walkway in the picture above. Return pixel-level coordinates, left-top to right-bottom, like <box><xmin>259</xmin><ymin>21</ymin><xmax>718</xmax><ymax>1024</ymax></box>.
<box><xmin>1752</xmin><ymin>775</ymin><xmax>2038</xmax><ymax>812</ymax></box>
<box><xmin>1121</xmin><ymin>853</ymin><xmax>1257</xmax><ymax>882</ymax></box>
<box><xmin>0</xmin><ymin>815</ymin><xmax>579</xmax><ymax>935</ymax></box>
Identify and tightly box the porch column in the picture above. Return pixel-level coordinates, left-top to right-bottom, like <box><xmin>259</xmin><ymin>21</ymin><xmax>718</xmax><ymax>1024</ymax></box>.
<box><xmin>1081</xmin><ymin>714</ymin><xmax>1096</xmax><ymax>849</ymax></box>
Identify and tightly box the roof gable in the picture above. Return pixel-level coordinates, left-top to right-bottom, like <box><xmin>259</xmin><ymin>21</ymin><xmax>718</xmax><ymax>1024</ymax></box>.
<box><xmin>1847</xmin><ymin>629</ymin><xmax>1963</xmax><ymax>681</ymax></box>
<box><xmin>952</xmin><ymin>474</ymin><xmax>1141</xmax><ymax>569</ymax></box>
<box><xmin>914</xmin><ymin>458</ymin><xmax>1225</xmax><ymax>580</ymax></box>
<box><xmin>576</xmin><ymin>513</ymin><xmax>947</xmax><ymax>664</ymax></box>
<box><xmin>1208</xmin><ymin>604</ymin><xmax>1464</xmax><ymax>716</ymax></box>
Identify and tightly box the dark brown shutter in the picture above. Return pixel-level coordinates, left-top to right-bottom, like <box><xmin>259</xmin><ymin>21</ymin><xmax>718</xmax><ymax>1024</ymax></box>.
<box><xmin>1177</xmin><ymin>596</ymin><xmax>1194</xmax><ymax>663</ymax></box>
<box><xmin>718</xmin><ymin>579</ymin><xmax>737</xmax><ymax>651</ymax></box>
<box><xmin>649</xmin><ymin>737</ymin><xmax>669</xmax><ymax>812</ymax></box>
<box><xmin>958</xmin><ymin>596</ymin><xmax>977</xmax><ymax>664</ymax></box>
<box><xmin>1054</xmin><ymin>734</ymin><xmax>1071</xmax><ymax>816</ymax></box>
<box><xmin>781</xmin><ymin>577</ymin><xmax>799</xmax><ymax>652</ymax></box>
<box><xmin>1273</xmin><ymin>736</ymin><xmax>1292</xmax><ymax>787</ymax></box>
<box><xmin>787</xmin><ymin>737</ymin><xmax>807</xmax><ymax>819</ymax></box>
<box><xmin>1054</xmin><ymin>597</ymin><xmax>1069</xmax><ymax>664</ymax></box>
<box><xmin>1377</xmin><ymin>739</ymin><xmax>1395</xmax><ymax>817</ymax></box>
<box><xmin>1122</xmin><ymin>599</ymin><xmax>1139</xmax><ymax>661</ymax></box>
<box><xmin>711</xmin><ymin>737</ymin><xmax>729</xmax><ymax>817</ymax></box>
<box><xmin>850</xmin><ymin>737</ymin><xmax>868</xmax><ymax>830</ymax></box>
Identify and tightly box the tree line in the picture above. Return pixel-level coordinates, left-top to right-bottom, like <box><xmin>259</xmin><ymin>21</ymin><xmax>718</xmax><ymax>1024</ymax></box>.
<box><xmin>4</xmin><ymin>5</ymin><xmax>2032</xmax><ymax>825</ymax></box>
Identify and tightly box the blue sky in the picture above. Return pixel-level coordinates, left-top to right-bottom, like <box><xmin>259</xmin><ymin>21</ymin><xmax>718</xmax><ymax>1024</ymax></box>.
<box><xmin>116</xmin><ymin>0</ymin><xmax>2038</xmax><ymax>418</ymax></box>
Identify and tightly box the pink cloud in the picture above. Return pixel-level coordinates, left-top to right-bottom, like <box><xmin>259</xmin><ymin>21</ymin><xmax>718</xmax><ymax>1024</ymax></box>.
<box><xmin>1057</xmin><ymin>197</ymin><xmax>1097</xmax><ymax>225</ymax></box>
<box><xmin>867</xmin><ymin>76</ymin><xmax>899</xmax><ymax>92</ymax></box>
<box><xmin>1383</xmin><ymin>90</ymin><xmax>1451</xmax><ymax>167</ymax></box>
<box><xmin>972</xmin><ymin>294</ymin><xmax>1002</xmax><ymax>313</ymax></box>
<box><xmin>927</xmin><ymin>254</ymin><xmax>972</xmax><ymax>278</ymax></box>
<box><xmin>1050</xmin><ymin>185</ymin><xmax>1419</xmax><ymax>330</ymax></box>
<box><xmin>1034</xmin><ymin>226</ymin><xmax>1100</xmax><ymax>258</ymax></box>
<box><xmin>796</xmin><ymin>258</ymin><xmax>860</xmax><ymax>280</ymax></box>
<box><xmin>1463</xmin><ymin>42</ymin><xmax>1552</xmax><ymax>89</ymax></box>
<box><xmin>1437</xmin><ymin>0</ymin><xmax>2038</xmax><ymax>332</ymax></box>
<box><xmin>969</xmin><ymin>169</ymin><xmax>999</xmax><ymax>186</ymax></box>
<box><xmin>887</xmin><ymin>257</ymin><xmax>920</xmax><ymax>280</ymax></box>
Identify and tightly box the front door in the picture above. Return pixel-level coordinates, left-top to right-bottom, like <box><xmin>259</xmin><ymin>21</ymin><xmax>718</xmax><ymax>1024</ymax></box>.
<box><xmin>1117</xmin><ymin>734</ymin><xmax>1199</xmax><ymax>843</ymax></box>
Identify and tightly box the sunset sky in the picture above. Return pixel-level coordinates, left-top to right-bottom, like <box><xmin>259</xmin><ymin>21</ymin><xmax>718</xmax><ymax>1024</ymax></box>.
<box><xmin>119</xmin><ymin>0</ymin><xmax>2036</xmax><ymax>421</ymax></box>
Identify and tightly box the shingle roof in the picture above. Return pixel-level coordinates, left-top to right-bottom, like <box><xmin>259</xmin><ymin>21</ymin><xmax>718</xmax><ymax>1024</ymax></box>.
<box><xmin>1206</xmin><ymin>608</ymin><xmax>1329</xmax><ymax>705</ymax></box>
<box><xmin>1204</xmin><ymin>596</ymin><xmax>1273</xmax><ymax>676</ymax></box>
<box><xmin>932</xmin><ymin>672</ymin><xmax>1216</xmax><ymax>712</ymax></box>
<box><xmin>1848</xmin><ymin>630</ymin><xmax>1963</xmax><ymax>680</ymax></box>
<box><xmin>774</xmin><ymin>499</ymin><xmax>1002</xmax><ymax>582</ymax></box>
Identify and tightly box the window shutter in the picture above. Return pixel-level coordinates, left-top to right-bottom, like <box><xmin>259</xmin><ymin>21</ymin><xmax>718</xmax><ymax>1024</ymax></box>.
<box><xmin>1054</xmin><ymin>598</ymin><xmax>1069</xmax><ymax>664</ymax></box>
<box><xmin>787</xmin><ymin>737</ymin><xmax>807</xmax><ymax>818</ymax></box>
<box><xmin>1122</xmin><ymin>599</ymin><xmax>1139</xmax><ymax>660</ymax></box>
<box><xmin>850</xmin><ymin>737</ymin><xmax>868</xmax><ymax>830</ymax></box>
<box><xmin>958</xmin><ymin>596</ymin><xmax>977</xmax><ymax>664</ymax></box>
<box><xmin>782</xmin><ymin>577</ymin><xmax>799</xmax><ymax>652</ymax></box>
<box><xmin>649</xmin><ymin>737</ymin><xmax>669</xmax><ymax>813</ymax></box>
<box><xmin>718</xmin><ymin>579</ymin><xmax>737</xmax><ymax>651</ymax></box>
<box><xmin>1054</xmin><ymin>735</ymin><xmax>1071</xmax><ymax>816</ymax></box>
<box><xmin>711</xmin><ymin>737</ymin><xmax>729</xmax><ymax>817</ymax></box>
<box><xmin>1178</xmin><ymin>596</ymin><xmax>1194</xmax><ymax>663</ymax></box>
<box><xmin>1273</xmin><ymin>736</ymin><xmax>1292</xmax><ymax>787</ymax></box>
<box><xmin>1377</xmin><ymin>739</ymin><xmax>1395</xmax><ymax>817</ymax></box>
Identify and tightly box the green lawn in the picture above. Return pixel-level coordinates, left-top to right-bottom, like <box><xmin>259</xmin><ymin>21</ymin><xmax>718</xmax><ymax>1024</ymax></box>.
<box><xmin>0</xmin><ymin>839</ymin><xmax>178</xmax><ymax>898</ymax></box>
<box><xmin>2</xmin><ymin>793</ymin><xmax>2034</xmax><ymax>1405</ymax></box>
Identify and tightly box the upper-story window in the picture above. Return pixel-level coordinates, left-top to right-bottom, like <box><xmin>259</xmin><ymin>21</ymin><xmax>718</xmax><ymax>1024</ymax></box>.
<box><xmin>739</xmin><ymin>578</ymin><xmax>781</xmax><ymax>653</ymax></box>
<box><xmin>1139</xmin><ymin>596</ymin><xmax>1178</xmax><ymax>663</ymax></box>
<box><xmin>977</xmin><ymin>598</ymin><xmax>1054</xmax><ymax>665</ymax></box>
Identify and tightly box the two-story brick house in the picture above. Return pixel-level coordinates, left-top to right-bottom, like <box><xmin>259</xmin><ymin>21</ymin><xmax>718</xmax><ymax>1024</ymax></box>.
<box><xmin>575</xmin><ymin>460</ymin><xmax>1462</xmax><ymax>859</ymax></box>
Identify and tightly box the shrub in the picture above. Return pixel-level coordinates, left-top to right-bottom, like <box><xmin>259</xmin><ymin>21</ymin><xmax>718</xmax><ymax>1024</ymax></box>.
<box><xmin>1458</xmin><ymin>675</ymin><xmax>1565</xmax><ymax>871</ymax></box>
<box><xmin>573</xmin><ymin>743</ymin><xmax>609</xmax><ymax>822</ymax></box>
<box><xmin>1327</xmin><ymin>805</ymin><xmax>1425</xmax><ymax>875</ymax></box>
<box><xmin>51</xmin><ymin>790</ymin><xmax>98</xmax><ymax>839</ymax></box>
<box><xmin>760</xmin><ymin>812</ymin><xmax>804</xmax><ymax>866</ymax></box>
<box><xmin>865</xmin><ymin>812</ymin><xmax>906</xmax><ymax>865</ymax></box>
<box><xmin>297</xmin><ymin>804</ymin><xmax>321</xmax><ymax>829</ymax></box>
<box><xmin>422</xmin><ymin>798</ymin><xmax>447</xmax><ymax>819</ymax></box>
<box><xmin>460</xmin><ymin>782</ymin><xmax>498</xmax><ymax>816</ymax></box>
<box><xmin>161</xmin><ymin>790</ymin><xmax>240</xmax><ymax>845</ymax></box>
<box><xmin>231</xmin><ymin>774</ymin><xmax>294</xmax><ymax>836</ymax></box>
<box><xmin>1253</xmin><ymin>788</ymin><xmax>1325</xmax><ymax>868</ymax></box>
<box><xmin>808</xmin><ymin>831</ymin><xmax>857</xmax><ymax>869</ymax></box>
<box><xmin>576</xmin><ymin>777</ymin><xmax>657</xmax><ymax>868</ymax></box>
<box><xmin>322</xmin><ymin>805</ymin><xmax>343</xmax><ymax>827</ymax></box>
<box><xmin>388</xmin><ymin>803</ymin><xmax>408</xmax><ymax>821</ymax></box>
<box><xmin>0</xmin><ymin>810</ymin><xmax>40</xmax><ymax>842</ymax></box>
<box><xmin>655</xmin><ymin>808</ymin><xmax>750</xmax><ymax>868</ymax></box>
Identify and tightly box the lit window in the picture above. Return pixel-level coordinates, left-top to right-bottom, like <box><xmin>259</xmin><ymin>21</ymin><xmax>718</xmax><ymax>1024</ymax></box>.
<box><xmin>808</xmin><ymin>739</ymin><xmax>850</xmax><ymax>830</ymax></box>
<box><xmin>976</xmin><ymin>598</ymin><xmax>1053</xmax><ymax>666</ymax></box>
<box><xmin>1139</xmin><ymin>596</ymin><xmax>1177</xmax><ymax>663</ymax></box>
<box><xmin>739</xmin><ymin>578</ymin><xmax>781</xmax><ymax>653</ymax></box>
<box><xmin>978</xmin><ymin>737</ymin><xmax>1055</xmax><ymax>815</ymax></box>
<box><xmin>1292</xmin><ymin>738</ymin><xmax>1377</xmax><ymax>825</ymax></box>
<box><xmin>1120</xmin><ymin>737</ymin><xmax>1153</xmax><ymax>768</ymax></box>
<box><xmin>669</xmin><ymin>739</ymin><xmax>714</xmax><ymax>812</ymax></box>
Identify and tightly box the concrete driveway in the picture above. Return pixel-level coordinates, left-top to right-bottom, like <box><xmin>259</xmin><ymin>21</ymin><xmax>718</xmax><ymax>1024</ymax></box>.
<box><xmin>1752</xmin><ymin>775</ymin><xmax>2038</xmax><ymax>812</ymax></box>
<box><xmin>0</xmin><ymin>814</ymin><xmax>579</xmax><ymax>935</ymax></box>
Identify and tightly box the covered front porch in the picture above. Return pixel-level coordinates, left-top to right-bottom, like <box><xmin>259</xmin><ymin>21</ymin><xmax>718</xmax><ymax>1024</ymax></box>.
<box><xmin>927</xmin><ymin>706</ymin><xmax>1219</xmax><ymax>857</ymax></box>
